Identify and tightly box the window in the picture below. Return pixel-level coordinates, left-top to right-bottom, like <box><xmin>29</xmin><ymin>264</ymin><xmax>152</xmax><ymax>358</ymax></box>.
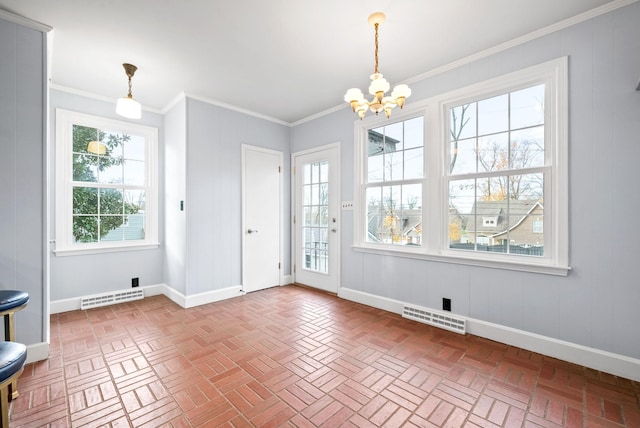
<box><xmin>366</xmin><ymin>117</ymin><xmax>424</xmax><ymax>246</ymax></box>
<box><xmin>448</xmin><ymin>84</ymin><xmax>546</xmax><ymax>256</ymax></box>
<box><xmin>354</xmin><ymin>58</ymin><xmax>568</xmax><ymax>275</ymax></box>
<box><xmin>55</xmin><ymin>109</ymin><xmax>158</xmax><ymax>255</ymax></box>
<box><xmin>533</xmin><ymin>218</ymin><xmax>543</xmax><ymax>234</ymax></box>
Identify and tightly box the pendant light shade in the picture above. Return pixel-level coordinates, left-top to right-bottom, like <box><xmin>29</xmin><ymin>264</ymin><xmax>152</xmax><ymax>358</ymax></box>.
<box><xmin>116</xmin><ymin>95</ymin><xmax>142</xmax><ymax>119</ymax></box>
<box><xmin>116</xmin><ymin>63</ymin><xmax>142</xmax><ymax>119</ymax></box>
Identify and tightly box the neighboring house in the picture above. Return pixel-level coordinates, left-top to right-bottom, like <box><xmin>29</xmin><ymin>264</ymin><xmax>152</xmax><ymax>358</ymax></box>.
<box><xmin>367</xmin><ymin>129</ymin><xmax>399</xmax><ymax>156</ymax></box>
<box><xmin>463</xmin><ymin>200</ymin><xmax>544</xmax><ymax>247</ymax></box>
<box><xmin>367</xmin><ymin>207</ymin><xmax>422</xmax><ymax>245</ymax></box>
<box><xmin>102</xmin><ymin>213</ymin><xmax>145</xmax><ymax>242</ymax></box>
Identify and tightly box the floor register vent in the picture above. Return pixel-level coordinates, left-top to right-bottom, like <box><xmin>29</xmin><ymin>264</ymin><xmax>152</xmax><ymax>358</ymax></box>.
<box><xmin>402</xmin><ymin>304</ymin><xmax>467</xmax><ymax>334</ymax></box>
<box><xmin>80</xmin><ymin>289</ymin><xmax>144</xmax><ymax>310</ymax></box>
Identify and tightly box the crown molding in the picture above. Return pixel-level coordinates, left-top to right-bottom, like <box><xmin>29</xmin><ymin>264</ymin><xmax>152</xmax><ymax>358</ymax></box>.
<box><xmin>0</xmin><ymin>8</ymin><xmax>52</xmax><ymax>32</ymax></box>
<box><xmin>50</xmin><ymin>84</ymin><xmax>163</xmax><ymax>115</ymax></box>
<box><xmin>181</xmin><ymin>92</ymin><xmax>291</xmax><ymax>127</ymax></box>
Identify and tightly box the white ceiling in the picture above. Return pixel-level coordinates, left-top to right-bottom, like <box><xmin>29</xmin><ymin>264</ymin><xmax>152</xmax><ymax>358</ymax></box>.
<box><xmin>0</xmin><ymin>0</ymin><xmax>627</xmax><ymax>124</ymax></box>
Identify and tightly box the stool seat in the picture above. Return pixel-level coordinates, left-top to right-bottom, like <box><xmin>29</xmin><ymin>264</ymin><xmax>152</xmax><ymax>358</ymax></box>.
<box><xmin>0</xmin><ymin>290</ymin><xmax>29</xmax><ymax>402</ymax></box>
<box><xmin>0</xmin><ymin>342</ymin><xmax>26</xmax><ymax>384</ymax></box>
<box><xmin>0</xmin><ymin>341</ymin><xmax>26</xmax><ymax>427</ymax></box>
<box><xmin>0</xmin><ymin>291</ymin><xmax>29</xmax><ymax>313</ymax></box>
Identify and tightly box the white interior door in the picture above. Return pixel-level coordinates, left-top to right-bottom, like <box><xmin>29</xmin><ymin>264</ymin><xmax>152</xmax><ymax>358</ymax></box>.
<box><xmin>293</xmin><ymin>144</ymin><xmax>339</xmax><ymax>293</ymax></box>
<box><xmin>242</xmin><ymin>145</ymin><xmax>281</xmax><ymax>293</ymax></box>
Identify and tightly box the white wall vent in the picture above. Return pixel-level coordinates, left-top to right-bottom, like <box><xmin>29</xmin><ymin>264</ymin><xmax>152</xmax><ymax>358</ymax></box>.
<box><xmin>80</xmin><ymin>289</ymin><xmax>144</xmax><ymax>310</ymax></box>
<box><xmin>402</xmin><ymin>304</ymin><xmax>466</xmax><ymax>334</ymax></box>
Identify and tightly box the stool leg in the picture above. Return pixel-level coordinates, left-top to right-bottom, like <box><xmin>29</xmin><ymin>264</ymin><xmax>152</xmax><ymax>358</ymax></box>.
<box><xmin>0</xmin><ymin>384</ymin><xmax>8</xmax><ymax>428</ymax></box>
<box><xmin>4</xmin><ymin>314</ymin><xmax>18</xmax><ymax>401</ymax></box>
<box><xmin>2</xmin><ymin>314</ymin><xmax>9</xmax><ymax>341</ymax></box>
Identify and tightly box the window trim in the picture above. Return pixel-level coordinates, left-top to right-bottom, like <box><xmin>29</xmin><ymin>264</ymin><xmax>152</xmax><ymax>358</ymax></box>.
<box><xmin>54</xmin><ymin>109</ymin><xmax>159</xmax><ymax>256</ymax></box>
<box><xmin>353</xmin><ymin>57</ymin><xmax>569</xmax><ymax>276</ymax></box>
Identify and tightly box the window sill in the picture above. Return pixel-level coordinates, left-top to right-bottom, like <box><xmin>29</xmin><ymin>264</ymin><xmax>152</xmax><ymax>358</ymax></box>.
<box><xmin>352</xmin><ymin>244</ymin><xmax>570</xmax><ymax>276</ymax></box>
<box><xmin>54</xmin><ymin>242</ymin><xmax>160</xmax><ymax>257</ymax></box>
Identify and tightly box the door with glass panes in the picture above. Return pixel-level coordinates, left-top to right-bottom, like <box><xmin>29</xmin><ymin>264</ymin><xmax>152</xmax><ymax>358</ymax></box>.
<box><xmin>293</xmin><ymin>144</ymin><xmax>339</xmax><ymax>293</ymax></box>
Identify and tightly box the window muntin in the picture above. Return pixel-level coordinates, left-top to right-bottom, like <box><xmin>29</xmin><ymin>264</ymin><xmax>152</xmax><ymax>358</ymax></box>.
<box><xmin>365</xmin><ymin>117</ymin><xmax>424</xmax><ymax>246</ymax></box>
<box><xmin>354</xmin><ymin>58</ymin><xmax>568</xmax><ymax>275</ymax></box>
<box><xmin>55</xmin><ymin>110</ymin><xmax>158</xmax><ymax>255</ymax></box>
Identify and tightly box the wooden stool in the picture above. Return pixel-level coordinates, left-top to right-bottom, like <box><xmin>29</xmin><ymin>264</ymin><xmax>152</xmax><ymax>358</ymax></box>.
<box><xmin>0</xmin><ymin>290</ymin><xmax>29</xmax><ymax>400</ymax></box>
<box><xmin>0</xmin><ymin>341</ymin><xmax>26</xmax><ymax>428</ymax></box>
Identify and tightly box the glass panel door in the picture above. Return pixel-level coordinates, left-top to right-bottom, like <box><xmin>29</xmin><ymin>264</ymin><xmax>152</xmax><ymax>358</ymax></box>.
<box><xmin>294</xmin><ymin>144</ymin><xmax>339</xmax><ymax>293</ymax></box>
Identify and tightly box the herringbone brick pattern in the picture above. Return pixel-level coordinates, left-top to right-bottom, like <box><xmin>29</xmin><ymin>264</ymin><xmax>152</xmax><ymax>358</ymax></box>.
<box><xmin>10</xmin><ymin>285</ymin><xmax>640</xmax><ymax>427</ymax></box>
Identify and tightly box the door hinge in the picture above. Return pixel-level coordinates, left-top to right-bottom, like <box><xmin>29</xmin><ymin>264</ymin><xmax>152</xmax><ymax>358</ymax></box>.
<box><xmin>293</xmin><ymin>215</ymin><xmax>296</xmax><ymax>224</ymax></box>
<box><xmin>278</xmin><ymin>166</ymin><xmax>281</xmax><ymax>173</ymax></box>
<box><xmin>293</xmin><ymin>264</ymin><xmax>296</xmax><ymax>273</ymax></box>
<box><xmin>278</xmin><ymin>262</ymin><xmax>281</xmax><ymax>269</ymax></box>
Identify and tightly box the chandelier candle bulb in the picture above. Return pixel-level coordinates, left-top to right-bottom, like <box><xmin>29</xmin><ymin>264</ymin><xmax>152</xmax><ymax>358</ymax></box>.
<box><xmin>344</xmin><ymin>12</ymin><xmax>411</xmax><ymax>119</ymax></box>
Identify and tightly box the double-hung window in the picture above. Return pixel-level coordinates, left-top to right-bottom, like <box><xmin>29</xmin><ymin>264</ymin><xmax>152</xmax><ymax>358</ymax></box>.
<box><xmin>55</xmin><ymin>109</ymin><xmax>159</xmax><ymax>255</ymax></box>
<box><xmin>365</xmin><ymin>117</ymin><xmax>424</xmax><ymax>246</ymax></box>
<box><xmin>354</xmin><ymin>58</ymin><xmax>568</xmax><ymax>275</ymax></box>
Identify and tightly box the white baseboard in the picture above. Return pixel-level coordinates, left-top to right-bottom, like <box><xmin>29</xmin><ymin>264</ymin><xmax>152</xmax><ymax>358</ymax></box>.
<box><xmin>51</xmin><ymin>283</ymin><xmax>244</xmax><ymax>313</ymax></box>
<box><xmin>160</xmin><ymin>284</ymin><xmax>243</xmax><ymax>308</ymax></box>
<box><xmin>338</xmin><ymin>287</ymin><xmax>640</xmax><ymax>382</ymax></box>
<box><xmin>50</xmin><ymin>296</ymin><xmax>81</xmax><ymax>314</ymax></box>
<box><xmin>26</xmin><ymin>342</ymin><xmax>49</xmax><ymax>364</ymax></box>
<box><xmin>183</xmin><ymin>285</ymin><xmax>243</xmax><ymax>308</ymax></box>
<box><xmin>50</xmin><ymin>284</ymin><xmax>163</xmax><ymax>314</ymax></box>
<box><xmin>281</xmin><ymin>275</ymin><xmax>293</xmax><ymax>286</ymax></box>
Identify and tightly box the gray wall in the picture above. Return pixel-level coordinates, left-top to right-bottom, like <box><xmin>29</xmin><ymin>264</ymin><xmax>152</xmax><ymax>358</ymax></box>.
<box><xmin>291</xmin><ymin>2</ymin><xmax>640</xmax><ymax>360</ymax></box>
<box><xmin>183</xmin><ymin>98</ymin><xmax>291</xmax><ymax>295</ymax></box>
<box><xmin>0</xmin><ymin>16</ymin><xmax>46</xmax><ymax>345</ymax></box>
<box><xmin>49</xmin><ymin>89</ymin><xmax>165</xmax><ymax>300</ymax></box>
<box><xmin>164</xmin><ymin>98</ymin><xmax>187</xmax><ymax>295</ymax></box>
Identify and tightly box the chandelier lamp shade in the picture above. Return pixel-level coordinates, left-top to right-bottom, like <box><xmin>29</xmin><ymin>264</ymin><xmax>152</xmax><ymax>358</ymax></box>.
<box><xmin>115</xmin><ymin>63</ymin><xmax>142</xmax><ymax>119</ymax></box>
<box><xmin>344</xmin><ymin>12</ymin><xmax>411</xmax><ymax>120</ymax></box>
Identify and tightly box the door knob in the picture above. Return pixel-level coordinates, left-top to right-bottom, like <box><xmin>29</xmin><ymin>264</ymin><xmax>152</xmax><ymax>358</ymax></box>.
<box><xmin>247</xmin><ymin>229</ymin><xmax>258</xmax><ymax>234</ymax></box>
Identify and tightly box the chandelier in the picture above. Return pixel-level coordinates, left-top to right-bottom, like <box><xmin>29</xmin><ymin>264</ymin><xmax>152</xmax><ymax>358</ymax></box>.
<box><xmin>116</xmin><ymin>63</ymin><xmax>142</xmax><ymax>119</ymax></box>
<box><xmin>344</xmin><ymin>12</ymin><xmax>411</xmax><ymax>120</ymax></box>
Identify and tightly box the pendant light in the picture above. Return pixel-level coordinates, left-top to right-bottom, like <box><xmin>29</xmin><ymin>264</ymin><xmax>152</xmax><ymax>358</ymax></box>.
<box><xmin>116</xmin><ymin>63</ymin><xmax>142</xmax><ymax>119</ymax></box>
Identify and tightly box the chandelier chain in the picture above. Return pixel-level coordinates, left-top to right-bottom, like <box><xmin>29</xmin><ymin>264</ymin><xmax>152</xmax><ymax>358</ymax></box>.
<box><xmin>374</xmin><ymin>23</ymin><xmax>379</xmax><ymax>74</ymax></box>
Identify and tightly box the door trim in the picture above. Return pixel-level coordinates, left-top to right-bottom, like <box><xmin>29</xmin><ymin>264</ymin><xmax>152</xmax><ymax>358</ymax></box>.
<box><xmin>241</xmin><ymin>144</ymin><xmax>284</xmax><ymax>290</ymax></box>
<box><xmin>291</xmin><ymin>142</ymin><xmax>341</xmax><ymax>291</ymax></box>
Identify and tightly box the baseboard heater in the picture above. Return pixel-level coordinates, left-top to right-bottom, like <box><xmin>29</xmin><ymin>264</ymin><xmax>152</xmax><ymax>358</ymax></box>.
<box><xmin>80</xmin><ymin>289</ymin><xmax>144</xmax><ymax>310</ymax></box>
<box><xmin>402</xmin><ymin>304</ymin><xmax>467</xmax><ymax>334</ymax></box>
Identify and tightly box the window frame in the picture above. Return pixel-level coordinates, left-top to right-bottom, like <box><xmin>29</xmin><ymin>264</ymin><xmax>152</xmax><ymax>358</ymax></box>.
<box><xmin>55</xmin><ymin>109</ymin><xmax>159</xmax><ymax>256</ymax></box>
<box><xmin>353</xmin><ymin>57</ymin><xmax>569</xmax><ymax>275</ymax></box>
